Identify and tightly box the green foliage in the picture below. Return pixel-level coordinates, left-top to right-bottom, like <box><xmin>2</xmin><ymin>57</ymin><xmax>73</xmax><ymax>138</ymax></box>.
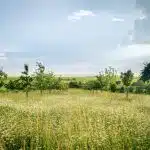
<box><xmin>69</xmin><ymin>78</ymin><xmax>83</xmax><ymax>88</ymax></box>
<box><xmin>128</xmin><ymin>86</ymin><xmax>135</xmax><ymax>93</ymax></box>
<box><xmin>34</xmin><ymin>62</ymin><xmax>46</xmax><ymax>94</ymax></box>
<box><xmin>135</xmin><ymin>86</ymin><xmax>146</xmax><ymax>94</ymax></box>
<box><xmin>121</xmin><ymin>70</ymin><xmax>134</xmax><ymax>87</ymax></box>
<box><xmin>132</xmin><ymin>80</ymin><xmax>145</xmax><ymax>87</ymax></box>
<box><xmin>120</xmin><ymin>70</ymin><xmax>134</xmax><ymax>99</ymax></box>
<box><xmin>5</xmin><ymin>79</ymin><xmax>24</xmax><ymax>91</ymax></box>
<box><xmin>83</xmin><ymin>80</ymin><xmax>103</xmax><ymax>91</ymax></box>
<box><xmin>19</xmin><ymin>64</ymin><xmax>33</xmax><ymax>97</ymax></box>
<box><xmin>140</xmin><ymin>62</ymin><xmax>150</xmax><ymax>82</ymax></box>
<box><xmin>0</xmin><ymin>68</ymin><xmax>7</xmax><ymax>88</ymax></box>
<box><xmin>96</xmin><ymin>67</ymin><xmax>118</xmax><ymax>90</ymax></box>
<box><xmin>110</xmin><ymin>83</ymin><xmax>117</xmax><ymax>92</ymax></box>
<box><xmin>117</xmin><ymin>86</ymin><xmax>125</xmax><ymax>93</ymax></box>
<box><xmin>0</xmin><ymin>87</ymin><xmax>8</xmax><ymax>93</ymax></box>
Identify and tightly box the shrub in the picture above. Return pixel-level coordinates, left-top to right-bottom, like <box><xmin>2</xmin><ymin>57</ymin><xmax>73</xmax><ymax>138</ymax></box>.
<box><xmin>110</xmin><ymin>83</ymin><xmax>117</xmax><ymax>92</ymax></box>
<box><xmin>117</xmin><ymin>86</ymin><xmax>125</xmax><ymax>93</ymax></box>
<box><xmin>69</xmin><ymin>79</ymin><xmax>82</xmax><ymax>88</ymax></box>
<box><xmin>135</xmin><ymin>86</ymin><xmax>146</xmax><ymax>94</ymax></box>
<box><xmin>145</xmin><ymin>84</ymin><xmax>150</xmax><ymax>94</ymax></box>
<box><xmin>52</xmin><ymin>77</ymin><xmax>69</xmax><ymax>91</ymax></box>
<box><xmin>132</xmin><ymin>80</ymin><xmax>145</xmax><ymax>87</ymax></box>
<box><xmin>5</xmin><ymin>79</ymin><xmax>24</xmax><ymax>91</ymax></box>
<box><xmin>0</xmin><ymin>87</ymin><xmax>8</xmax><ymax>93</ymax></box>
<box><xmin>84</xmin><ymin>80</ymin><xmax>104</xmax><ymax>91</ymax></box>
<box><xmin>128</xmin><ymin>86</ymin><xmax>135</xmax><ymax>93</ymax></box>
<box><xmin>116</xmin><ymin>80</ymin><xmax>122</xmax><ymax>85</ymax></box>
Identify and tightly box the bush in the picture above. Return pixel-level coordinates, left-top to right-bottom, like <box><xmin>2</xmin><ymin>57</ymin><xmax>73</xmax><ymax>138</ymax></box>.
<box><xmin>69</xmin><ymin>79</ymin><xmax>83</xmax><ymax>88</ymax></box>
<box><xmin>135</xmin><ymin>86</ymin><xmax>146</xmax><ymax>94</ymax></box>
<box><xmin>145</xmin><ymin>84</ymin><xmax>150</xmax><ymax>94</ymax></box>
<box><xmin>53</xmin><ymin>78</ymin><xmax>69</xmax><ymax>91</ymax></box>
<box><xmin>132</xmin><ymin>80</ymin><xmax>145</xmax><ymax>87</ymax></box>
<box><xmin>128</xmin><ymin>86</ymin><xmax>135</xmax><ymax>93</ymax></box>
<box><xmin>0</xmin><ymin>87</ymin><xmax>8</xmax><ymax>93</ymax></box>
<box><xmin>117</xmin><ymin>86</ymin><xmax>125</xmax><ymax>93</ymax></box>
<box><xmin>116</xmin><ymin>80</ymin><xmax>122</xmax><ymax>85</ymax></box>
<box><xmin>110</xmin><ymin>83</ymin><xmax>117</xmax><ymax>92</ymax></box>
<box><xmin>5</xmin><ymin>79</ymin><xmax>24</xmax><ymax>91</ymax></box>
<box><xmin>84</xmin><ymin>80</ymin><xmax>104</xmax><ymax>91</ymax></box>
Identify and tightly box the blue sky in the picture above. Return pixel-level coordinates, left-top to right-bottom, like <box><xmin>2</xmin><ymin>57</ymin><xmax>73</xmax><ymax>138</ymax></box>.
<box><xmin>0</xmin><ymin>0</ymin><xmax>150</xmax><ymax>75</ymax></box>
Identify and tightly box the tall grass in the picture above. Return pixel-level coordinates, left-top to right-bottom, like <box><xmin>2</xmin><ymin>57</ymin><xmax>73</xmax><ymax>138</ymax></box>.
<box><xmin>0</xmin><ymin>90</ymin><xmax>150</xmax><ymax>149</ymax></box>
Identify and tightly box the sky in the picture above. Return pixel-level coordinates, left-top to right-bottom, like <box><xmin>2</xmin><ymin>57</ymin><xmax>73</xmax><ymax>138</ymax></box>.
<box><xmin>0</xmin><ymin>0</ymin><xmax>150</xmax><ymax>76</ymax></box>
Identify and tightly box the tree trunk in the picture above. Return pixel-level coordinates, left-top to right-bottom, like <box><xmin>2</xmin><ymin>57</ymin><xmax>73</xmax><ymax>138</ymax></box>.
<box><xmin>40</xmin><ymin>89</ymin><xmax>43</xmax><ymax>95</ymax></box>
<box><xmin>26</xmin><ymin>91</ymin><xmax>29</xmax><ymax>98</ymax></box>
<box><xmin>126</xmin><ymin>87</ymin><xmax>129</xmax><ymax>100</ymax></box>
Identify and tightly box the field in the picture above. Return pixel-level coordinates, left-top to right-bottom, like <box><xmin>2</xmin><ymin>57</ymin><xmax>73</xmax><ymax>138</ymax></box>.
<box><xmin>0</xmin><ymin>89</ymin><xmax>150</xmax><ymax>150</ymax></box>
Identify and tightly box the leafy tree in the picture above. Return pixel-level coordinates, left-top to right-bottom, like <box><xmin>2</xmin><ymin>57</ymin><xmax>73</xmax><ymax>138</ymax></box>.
<box><xmin>19</xmin><ymin>64</ymin><xmax>33</xmax><ymax>97</ymax></box>
<box><xmin>110</xmin><ymin>83</ymin><xmax>117</xmax><ymax>93</ymax></box>
<box><xmin>140</xmin><ymin>62</ymin><xmax>150</xmax><ymax>82</ymax></box>
<box><xmin>104</xmin><ymin>66</ymin><xmax>118</xmax><ymax>85</ymax></box>
<box><xmin>34</xmin><ymin>62</ymin><xmax>46</xmax><ymax>95</ymax></box>
<box><xmin>96</xmin><ymin>73</ymin><xmax>107</xmax><ymax>91</ymax></box>
<box><xmin>120</xmin><ymin>70</ymin><xmax>134</xmax><ymax>99</ymax></box>
<box><xmin>45</xmin><ymin>71</ymin><xmax>56</xmax><ymax>92</ymax></box>
<box><xmin>96</xmin><ymin>67</ymin><xmax>118</xmax><ymax>91</ymax></box>
<box><xmin>0</xmin><ymin>67</ymin><xmax>7</xmax><ymax>88</ymax></box>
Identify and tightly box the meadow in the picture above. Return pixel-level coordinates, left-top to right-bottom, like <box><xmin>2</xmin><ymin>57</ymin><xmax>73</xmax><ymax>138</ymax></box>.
<box><xmin>0</xmin><ymin>89</ymin><xmax>150</xmax><ymax>150</ymax></box>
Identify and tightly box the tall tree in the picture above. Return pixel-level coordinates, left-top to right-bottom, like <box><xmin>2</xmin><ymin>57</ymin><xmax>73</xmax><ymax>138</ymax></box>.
<box><xmin>96</xmin><ymin>66</ymin><xmax>117</xmax><ymax>91</ymax></box>
<box><xmin>35</xmin><ymin>62</ymin><xmax>46</xmax><ymax>95</ymax></box>
<box><xmin>20</xmin><ymin>64</ymin><xmax>33</xmax><ymax>97</ymax></box>
<box><xmin>140</xmin><ymin>62</ymin><xmax>150</xmax><ymax>82</ymax></box>
<box><xmin>120</xmin><ymin>70</ymin><xmax>134</xmax><ymax>99</ymax></box>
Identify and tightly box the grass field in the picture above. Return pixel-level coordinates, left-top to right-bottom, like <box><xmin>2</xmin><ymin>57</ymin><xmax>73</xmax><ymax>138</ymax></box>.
<box><xmin>0</xmin><ymin>90</ymin><xmax>150</xmax><ymax>149</ymax></box>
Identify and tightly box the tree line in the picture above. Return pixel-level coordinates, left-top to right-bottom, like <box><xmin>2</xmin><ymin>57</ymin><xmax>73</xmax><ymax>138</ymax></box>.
<box><xmin>0</xmin><ymin>61</ymin><xmax>150</xmax><ymax>98</ymax></box>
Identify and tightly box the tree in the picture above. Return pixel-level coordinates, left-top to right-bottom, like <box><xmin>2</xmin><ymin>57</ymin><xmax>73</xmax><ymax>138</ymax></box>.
<box><xmin>96</xmin><ymin>73</ymin><xmax>107</xmax><ymax>91</ymax></box>
<box><xmin>0</xmin><ymin>67</ymin><xmax>7</xmax><ymax>88</ymax></box>
<box><xmin>45</xmin><ymin>71</ymin><xmax>56</xmax><ymax>92</ymax></box>
<box><xmin>34</xmin><ymin>62</ymin><xmax>46</xmax><ymax>95</ymax></box>
<box><xmin>96</xmin><ymin>67</ymin><xmax>117</xmax><ymax>91</ymax></box>
<box><xmin>104</xmin><ymin>66</ymin><xmax>117</xmax><ymax>86</ymax></box>
<box><xmin>20</xmin><ymin>64</ymin><xmax>33</xmax><ymax>97</ymax></box>
<box><xmin>120</xmin><ymin>70</ymin><xmax>134</xmax><ymax>99</ymax></box>
<box><xmin>140</xmin><ymin>62</ymin><xmax>150</xmax><ymax>82</ymax></box>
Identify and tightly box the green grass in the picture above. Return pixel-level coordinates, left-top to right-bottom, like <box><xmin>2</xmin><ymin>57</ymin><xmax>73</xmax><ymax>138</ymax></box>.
<box><xmin>0</xmin><ymin>90</ymin><xmax>150</xmax><ymax>149</ymax></box>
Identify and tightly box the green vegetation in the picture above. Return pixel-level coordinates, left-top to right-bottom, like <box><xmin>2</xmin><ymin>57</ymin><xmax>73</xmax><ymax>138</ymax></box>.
<box><xmin>0</xmin><ymin>62</ymin><xmax>150</xmax><ymax>149</ymax></box>
<box><xmin>121</xmin><ymin>70</ymin><xmax>134</xmax><ymax>99</ymax></box>
<box><xmin>0</xmin><ymin>90</ymin><xmax>150</xmax><ymax>149</ymax></box>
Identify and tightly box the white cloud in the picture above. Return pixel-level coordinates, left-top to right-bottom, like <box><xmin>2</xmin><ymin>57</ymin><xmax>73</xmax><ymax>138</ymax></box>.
<box><xmin>0</xmin><ymin>52</ymin><xmax>5</xmax><ymax>57</ymax></box>
<box><xmin>68</xmin><ymin>10</ymin><xmax>96</xmax><ymax>21</ymax></box>
<box><xmin>112</xmin><ymin>17</ymin><xmax>124</xmax><ymax>22</ymax></box>
<box><xmin>0</xmin><ymin>57</ymin><xmax>7</xmax><ymax>60</ymax></box>
<box><xmin>0</xmin><ymin>52</ymin><xmax>7</xmax><ymax>60</ymax></box>
<box><xmin>115</xmin><ymin>44</ymin><xmax>150</xmax><ymax>60</ymax></box>
<box><xmin>134</xmin><ymin>8</ymin><xmax>147</xmax><ymax>21</ymax></box>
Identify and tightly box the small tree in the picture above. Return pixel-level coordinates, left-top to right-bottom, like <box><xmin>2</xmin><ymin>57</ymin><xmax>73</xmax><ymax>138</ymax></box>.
<box><xmin>96</xmin><ymin>67</ymin><xmax>117</xmax><ymax>91</ymax></box>
<box><xmin>104</xmin><ymin>66</ymin><xmax>118</xmax><ymax>86</ymax></box>
<box><xmin>20</xmin><ymin>64</ymin><xmax>33</xmax><ymax>97</ymax></box>
<box><xmin>0</xmin><ymin>67</ymin><xmax>7</xmax><ymax>88</ymax></box>
<box><xmin>45</xmin><ymin>71</ymin><xmax>56</xmax><ymax>92</ymax></box>
<box><xmin>96</xmin><ymin>72</ymin><xmax>107</xmax><ymax>91</ymax></box>
<box><xmin>34</xmin><ymin>62</ymin><xmax>46</xmax><ymax>95</ymax></box>
<box><xmin>120</xmin><ymin>70</ymin><xmax>134</xmax><ymax>99</ymax></box>
<box><xmin>140</xmin><ymin>62</ymin><xmax>150</xmax><ymax>82</ymax></box>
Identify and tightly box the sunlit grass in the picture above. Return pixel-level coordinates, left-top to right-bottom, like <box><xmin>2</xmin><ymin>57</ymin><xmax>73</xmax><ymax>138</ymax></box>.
<box><xmin>0</xmin><ymin>90</ymin><xmax>150</xmax><ymax>149</ymax></box>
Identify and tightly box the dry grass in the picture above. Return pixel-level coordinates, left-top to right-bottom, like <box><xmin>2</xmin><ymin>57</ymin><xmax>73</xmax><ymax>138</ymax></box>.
<box><xmin>0</xmin><ymin>90</ymin><xmax>150</xmax><ymax>150</ymax></box>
